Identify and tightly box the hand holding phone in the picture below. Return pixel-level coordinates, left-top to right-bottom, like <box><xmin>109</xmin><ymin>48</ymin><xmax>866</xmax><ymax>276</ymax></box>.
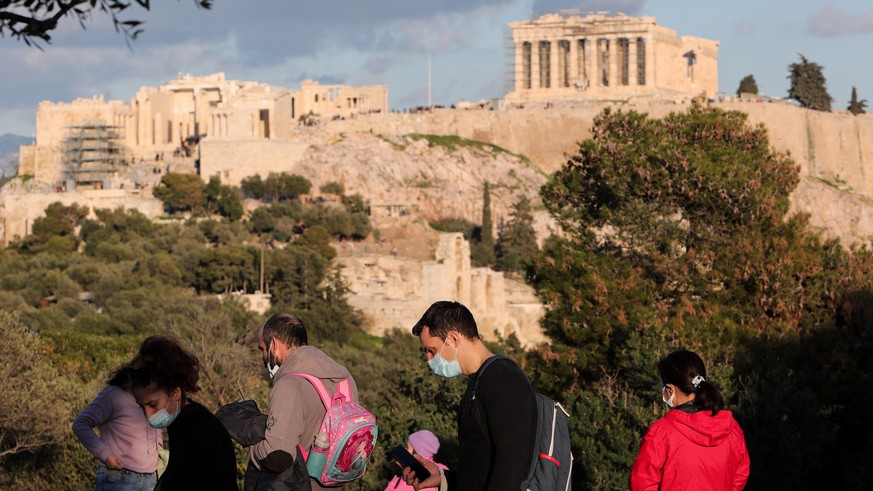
<box><xmin>389</xmin><ymin>445</ymin><xmax>432</xmax><ymax>481</ymax></box>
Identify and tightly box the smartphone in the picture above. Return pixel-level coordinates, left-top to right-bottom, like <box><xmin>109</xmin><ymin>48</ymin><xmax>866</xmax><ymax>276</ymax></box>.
<box><xmin>389</xmin><ymin>445</ymin><xmax>431</xmax><ymax>481</ymax></box>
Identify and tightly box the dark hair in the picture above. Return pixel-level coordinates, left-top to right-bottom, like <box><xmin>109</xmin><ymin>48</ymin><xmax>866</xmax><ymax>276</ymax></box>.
<box><xmin>106</xmin><ymin>363</ymin><xmax>134</xmax><ymax>388</ymax></box>
<box><xmin>658</xmin><ymin>349</ymin><xmax>724</xmax><ymax>416</ymax></box>
<box><xmin>262</xmin><ymin>313</ymin><xmax>308</xmax><ymax>349</ymax></box>
<box><xmin>129</xmin><ymin>335</ymin><xmax>201</xmax><ymax>396</ymax></box>
<box><xmin>411</xmin><ymin>301</ymin><xmax>480</xmax><ymax>341</ymax></box>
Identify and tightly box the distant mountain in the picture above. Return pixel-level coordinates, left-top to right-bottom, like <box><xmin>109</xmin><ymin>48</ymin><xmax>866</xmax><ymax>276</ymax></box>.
<box><xmin>0</xmin><ymin>133</ymin><xmax>30</xmax><ymax>177</ymax></box>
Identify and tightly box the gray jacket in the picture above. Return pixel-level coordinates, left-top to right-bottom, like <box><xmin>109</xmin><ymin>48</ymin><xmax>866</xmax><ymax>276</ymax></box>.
<box><xmin>252</xmin><ymin>345</ymin><xmax>358</xmax><ymax>491</ymax></box>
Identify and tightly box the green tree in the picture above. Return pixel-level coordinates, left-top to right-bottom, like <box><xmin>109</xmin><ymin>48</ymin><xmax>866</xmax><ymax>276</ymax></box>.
<box><xmin>240</xmin><ymin>174</ymin><xmax>266</xmax><ymax>200</ymax></box>
<box><xmin>213</xmin><ymin>183</ymin><xmax>244</xmax><ymax>221</ymax></box>
<box><xmin>320</xmin><ymin>181</ymin><xmax>345</xmax><ymax>196</ymax></box>
<box><xmin>495</xmin><ymin>195</ymin><xmax>538</xmax><ymax>273</ymax></box>
<box><xmin>0</xmin><ymin>311</ymin><xmax>74</xmax><ymax>461</ymax></box>
<box><xmin>531</xmin><ymin>106</ymin><xmax>841</xmax><ymax>488</ymax></box>
<box><xmin>1</xmin><ymin>0</ymin><xmax>213</xmax><ymax>47</ymax></box>
<box><xmin>736</xmin><ymin>74</ymin><xmax>758</xmax><ymax>96</ymax></box>
<box><xmin>32</xmin><ymin>202</ymin><xmax>89</xmax><ymax>239</ymax></box>
<box><xmin>292</xmin><ymin>224</ymin><xmax>337</xmax><ymax>261</ymax></box>
<box><xmin>787</xmin><ymin>54</ymin><xmax>832</xmax><ymax>111</ymax></box>
<box><xmin>153</xmin><ymin>172</ymin><xmax>205</xmax><ymax>214</ymax></box>
<box><xmin>193</xmin><ymin>246</ymin><xmax>256</xmax><ymax>294</ymax></box>
<box><xmin>263</xmin><ymin>172</ymin><xmax>311</xmax><ymax>202</ymax></box>
<box><xmin>848</xmin><ymin>86</ymin><xmax>868</xmax><ymax>115</ymax></box>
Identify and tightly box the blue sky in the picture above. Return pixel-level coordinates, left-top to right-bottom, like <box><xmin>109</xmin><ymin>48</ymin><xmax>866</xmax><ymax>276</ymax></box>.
<box><xmin>2</xmin><ymin>0</ymin><xmax>871</xmax><ymax>136</ymax></box>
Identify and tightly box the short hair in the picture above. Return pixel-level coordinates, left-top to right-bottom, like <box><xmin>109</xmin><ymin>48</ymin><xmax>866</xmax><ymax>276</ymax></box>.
<box><xmin>411</xmin><ymin>301</ymin><xmax>479</xmax><ymax>341</ymax></box>
<box><xmin>262</xmin><ymin>313</ymin><xmax>308</xmax><ymax>349</ymax></box>
<box><xmin>658</xmin><ymin>349</ymin><xmax>724</xmax><ymax>416</ymax></box>
<box><xmin>129</xmin><ymin>335</ymin><xmax>201</xmax><ymax>395</ymax></box>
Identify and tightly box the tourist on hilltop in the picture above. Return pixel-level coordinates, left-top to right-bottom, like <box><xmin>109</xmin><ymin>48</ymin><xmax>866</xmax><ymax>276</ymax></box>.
<box><xmin>401</xmin><ymin>301</ymin><xmax>536</xmax><ymax>490</ymax></box>
<box><xmin>73</xmin><ymin>362</ymin><xmax>162</xmax><ymax>490</ymax></box>
<box><xmin>630</xmin><ymin>350</ymin><xmax>750</xmax><ymax>490</ymax></box>
<box><xmin>129</xmin><ymin>335</ymin><xmax>238</xmax><ymax>491</ymax></box>
<box><xmin>385</xmin><ymin>430</ymin><xmax>448</xmax><ymax>491</ymax></box>
<box><xmin>221</xmin><ymin>313</ymin><xmax>362</xmax><ymax>490</ymax></box>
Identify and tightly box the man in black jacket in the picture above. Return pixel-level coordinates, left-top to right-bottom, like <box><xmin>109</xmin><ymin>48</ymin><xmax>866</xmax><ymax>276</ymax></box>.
<box><xmin>403</xmin><ymin>301</ymin><xmax>537</xmax><ymax>491</ymax></box>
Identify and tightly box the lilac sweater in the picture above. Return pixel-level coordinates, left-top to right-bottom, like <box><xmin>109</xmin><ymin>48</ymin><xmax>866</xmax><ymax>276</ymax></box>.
<box><xmin>72</xmin><ymin>385</ymin><xmax>162</xmax><ymax>473</ymax></box>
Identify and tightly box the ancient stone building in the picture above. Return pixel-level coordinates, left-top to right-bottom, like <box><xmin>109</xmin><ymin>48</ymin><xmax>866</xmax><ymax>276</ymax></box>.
<box><xmin>19</xmin><ymin>73</ymin><xmax>388</xmax><ymax>185</ymax></box>
<box><xmin>505</xmin><ymin>12</ymin><xmax>718</xmax><ymax>103</ymax></box>
<box><xmin>336</xmin><ymin>233</ymin><xmax>546</xmax><ymax>346</ymax></box>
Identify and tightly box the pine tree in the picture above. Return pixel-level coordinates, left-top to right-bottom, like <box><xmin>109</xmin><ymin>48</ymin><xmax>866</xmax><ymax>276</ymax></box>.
<box><xmin>736</xmin><ymin>74</ymin><xmax>759</xmax><ymax>96</ymax></box>
<box><xmin>495</xmin><ymin>195</ymin><xmax>538</xmax><ymax>273</ymax></box>
<box><xmin>787</xmin><ymin>54</ymin><xmax>832</xmax><ymax>111</ymax></box>
<box><xmin>848</xmin><ymin>86</ymin><xmax>868</xmax><ymax>115</ymax></box>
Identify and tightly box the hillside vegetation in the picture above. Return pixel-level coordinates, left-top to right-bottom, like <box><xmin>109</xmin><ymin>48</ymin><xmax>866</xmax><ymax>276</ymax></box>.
<box><xmin>1</xmin><ymin>107</ymin><xmax>871</xmax><ymax>490</ymax></box>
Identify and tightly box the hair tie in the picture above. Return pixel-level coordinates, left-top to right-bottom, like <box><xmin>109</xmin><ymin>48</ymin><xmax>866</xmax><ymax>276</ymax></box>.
<box><xmin>691</xmin><ymin>375</ymin><xmax>705</xmax><ymax>389</ymax></box>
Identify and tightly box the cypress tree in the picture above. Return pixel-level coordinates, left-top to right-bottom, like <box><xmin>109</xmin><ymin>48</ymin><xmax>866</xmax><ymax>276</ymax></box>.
<box><xmin>787</xmin><ymin>54</ymin><xmax>832</xmax><ymax>111</ymax></box>
<box><xmin>848</xmin><ymin>86</ymin><xmax>868</xmax><ymax>115</ymax></box>
<box><xmin>481</xmin><ymin>182</ymin><xmax>494</xmax><ymax>252</ymax></box>
<box><xmin>736</xmin><ymin>74</ymin><xmax>759</xmax><ymax>96</ymax></box>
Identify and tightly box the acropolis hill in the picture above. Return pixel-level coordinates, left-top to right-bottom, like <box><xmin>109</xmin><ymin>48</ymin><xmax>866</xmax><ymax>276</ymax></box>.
<box><xmin>6</xmin><ymin>12</ymin><xmax>873</xmax><ymax>342</ymax></box>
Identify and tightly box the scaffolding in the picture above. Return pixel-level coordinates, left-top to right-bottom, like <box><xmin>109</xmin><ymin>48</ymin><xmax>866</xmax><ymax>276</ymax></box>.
<box><xmin>503</xmin><ymin>26</ymin><xmax>516</xmax><ymax>98</ymax></box>
<box><xmin>61</xmin><ymin>121</ymin><xmax>128</xmax><ymax>189</ymax></box>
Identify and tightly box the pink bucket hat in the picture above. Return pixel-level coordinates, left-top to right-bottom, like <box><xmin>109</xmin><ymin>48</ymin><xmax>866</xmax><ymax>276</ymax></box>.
<box><xmin>408</xmin><ymin>430</ymin><xmax>440</xmax><ymax>459</ymax></box>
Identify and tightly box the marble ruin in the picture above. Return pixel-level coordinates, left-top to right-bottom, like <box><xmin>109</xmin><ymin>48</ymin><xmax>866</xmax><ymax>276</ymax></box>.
<box><xmin>19</xmin><ymin>72</ymin><xmax>388</xmax><ymax>185</ymax></box>
<box><xmin>337</xmin><ymin>233</ymin><xmax>546</xmax><ymax>346</ymax></box>
<box><xmin>506</xmin><ymin>12</ymin><xmax>718</xmax><ymax>103</ymax></box>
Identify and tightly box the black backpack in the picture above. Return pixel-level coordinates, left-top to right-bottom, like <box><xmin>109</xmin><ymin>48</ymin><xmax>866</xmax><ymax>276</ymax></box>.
<box><xmin>473</xmin><ymin>355</ymin><xmax>573</xmax><ymax>491</ymax></box>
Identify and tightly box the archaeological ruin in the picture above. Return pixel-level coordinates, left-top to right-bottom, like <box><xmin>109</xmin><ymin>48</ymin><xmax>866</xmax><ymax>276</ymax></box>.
<box><xmin>18</xmin><ymin>72</ymin><xmax>388</xmax><ymax>185</ymax></box>
<box><xmin>506</xmin><ymin>12</ymin><xmax>719</xmax><ymax>103</ymax></box>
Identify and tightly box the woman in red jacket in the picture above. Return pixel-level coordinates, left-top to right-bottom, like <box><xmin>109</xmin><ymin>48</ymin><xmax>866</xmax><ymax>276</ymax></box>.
<box><xmin>630</xmin><ymin>350</ymin><xmax>750</xmax><ymax>490</ymax></box>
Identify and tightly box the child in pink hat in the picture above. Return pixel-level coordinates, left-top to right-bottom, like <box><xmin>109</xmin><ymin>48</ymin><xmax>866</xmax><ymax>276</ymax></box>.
<box><xmin>385</xmin><ymin>430</ymin><xmax>448</xmax><ymax>491</ymax></box>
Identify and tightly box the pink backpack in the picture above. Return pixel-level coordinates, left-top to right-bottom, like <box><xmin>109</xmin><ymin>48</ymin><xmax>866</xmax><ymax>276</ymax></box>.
<box><xmin>285</xmin><ymin>373</ymin><xmax>378</xmax><ymax>487</ymax></box>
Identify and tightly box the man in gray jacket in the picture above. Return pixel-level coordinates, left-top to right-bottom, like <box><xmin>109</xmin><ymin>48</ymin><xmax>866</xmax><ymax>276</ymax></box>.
<box><xmin>245</xmin><ymin>313</ymin><xmax>359</xmax><ymax>490</ymax></box>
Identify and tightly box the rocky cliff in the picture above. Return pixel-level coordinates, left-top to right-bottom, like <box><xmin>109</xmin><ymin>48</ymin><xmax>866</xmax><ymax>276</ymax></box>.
<box><xmin>326</xmin><ymin>102</ymin><xmax>873</xmax><ymax>245</ymax></box>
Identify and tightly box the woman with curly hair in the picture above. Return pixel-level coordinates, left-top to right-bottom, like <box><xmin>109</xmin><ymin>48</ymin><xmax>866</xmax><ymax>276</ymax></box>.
<box><xmin>630</xmin><ymin>350</ymin><xmax>750</xmax><ymax>490</ymax></box>
<box><xmin>130</xmin><ymin>335</ymin><xmax>238</xmax><ymax>490</ymax></box>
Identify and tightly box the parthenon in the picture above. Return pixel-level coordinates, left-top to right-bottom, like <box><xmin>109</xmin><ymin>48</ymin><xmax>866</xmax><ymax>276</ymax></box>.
<box><xmin>505</xmin><ymin>12</ymin><xmax>719</xmax><ymax>103</ymax></box>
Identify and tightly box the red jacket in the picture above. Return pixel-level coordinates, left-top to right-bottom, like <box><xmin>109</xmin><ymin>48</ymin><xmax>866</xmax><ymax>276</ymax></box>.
<box><xmin>630</xmin><ymin>408</ymin><xmax>750</xmax><ymax>490</ymax></box>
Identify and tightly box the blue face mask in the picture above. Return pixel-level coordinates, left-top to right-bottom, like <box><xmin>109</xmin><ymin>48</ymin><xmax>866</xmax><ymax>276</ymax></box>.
<box><xmin>148</xmin><ymin>396</ymin><xmax>180</xmax><ymax>429</ymax></box>
<box><xmin>428</xmin><ymin>341</ymin><xmax>462</xmax><ymax>378</ymax></box>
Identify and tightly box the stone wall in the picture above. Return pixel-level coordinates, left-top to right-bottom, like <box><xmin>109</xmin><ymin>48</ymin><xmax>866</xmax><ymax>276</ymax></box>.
<box><xmin>200</xmin><ymin>139</ymin><xmax>311</xmax><ymax>185</ymax></box>
<box><xmin>0</xmin><ymin>186</ymin><xmax>164</xmax><ymax>244</ymax></box>
<box><xmin>336</xmin><ymin>233</ymin><xmax>546</xmax><ymax>346</ymax></box>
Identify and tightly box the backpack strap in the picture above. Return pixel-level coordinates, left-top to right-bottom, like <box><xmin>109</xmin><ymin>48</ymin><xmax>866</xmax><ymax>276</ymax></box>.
<box><xmin>470</xmin><ymin>355</ymin><xmax>512</xmax><ymax>402</ymax></box>
<box><xmin>468</xmin><ymin>355</ymin><xmax>522</xmax><ymax>444</ymax></box>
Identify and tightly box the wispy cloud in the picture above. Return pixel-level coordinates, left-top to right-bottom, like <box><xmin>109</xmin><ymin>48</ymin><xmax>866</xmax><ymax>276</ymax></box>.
<box><xmin>807</xmin><ymin>5</ymin><xmax>873</xmax><ymax>36</ymax></box>
<box><xmin>733</xmin><ymin>20</ymin><xmax>757</xmax><ymax>36</ymax></box>
<box><xmin>532</xmin><ymin>0</ymin><xmax>646</xmax><ymax>16</ymax></box>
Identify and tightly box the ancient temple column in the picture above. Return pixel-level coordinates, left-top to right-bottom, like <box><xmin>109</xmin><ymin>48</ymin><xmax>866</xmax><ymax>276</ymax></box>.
<box><xmin>628</xmin><ymin>37</ymin><xmax>638</xmax><ymax>86</ymax></box>
<box><xmin>531</xmin><ymin>41</ymin><xmax>540</xmax><ymax>90</ymax></box>
<box><xmin>608</xmin><ymin>36</ymin><xmax>618</xmax><ymax>88</ymax></box>
<box><xmin>549</xmin><ymin>38</ymin><xmax>559</xmax><ymax>90</ymax></box>
<box><xmin>569</xmin><ymin>39</ymin><xmax>579</xmax><ymax>88</ymax></box>
<box><xmin>514</xmin><ymin>42</ymin><xmax>524</xmax><ymax>92</ymax></box>
<box><xmin>587</xmin><ymin>39</ymin><xmax>598</xmax><ymax>88</ymax></box>
<box><xmin>644</xmin><ymin>36</ymin><xmax>654</xmax><ymax>88</ymax></box>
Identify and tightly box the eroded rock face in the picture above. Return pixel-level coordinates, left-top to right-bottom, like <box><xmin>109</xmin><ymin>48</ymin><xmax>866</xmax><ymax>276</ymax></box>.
<box><xmin>293</xmin><ymin>132</ymin><xmax>551</xmax><ymax>231</ymax></box>
<box><xmin>335</xmin><ymin>230</ymin><xmax>547</xmax><ymax>347</ymax></box>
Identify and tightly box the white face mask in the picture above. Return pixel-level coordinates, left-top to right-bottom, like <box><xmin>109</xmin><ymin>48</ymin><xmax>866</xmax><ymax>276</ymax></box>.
<box><xmin>265</xmin><ymin>342</ymin><xmax>279</xmax><ymax>379</ymax></box>
<box><xmin>662</xmin><ymin>385</ymin><xmax>675</xmax><ymax>408</ymax></box>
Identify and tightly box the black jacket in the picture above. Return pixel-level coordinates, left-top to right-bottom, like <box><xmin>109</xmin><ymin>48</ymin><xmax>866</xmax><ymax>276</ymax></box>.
<box><xmin>216</xmin><ymin>399</ymin><xmax>311</xmax><ymax>491</ymax></box>
<box><xmin>157</xmin><ymin>400</ymin><xmax>238</xmax><ymax>491</ymax></box>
